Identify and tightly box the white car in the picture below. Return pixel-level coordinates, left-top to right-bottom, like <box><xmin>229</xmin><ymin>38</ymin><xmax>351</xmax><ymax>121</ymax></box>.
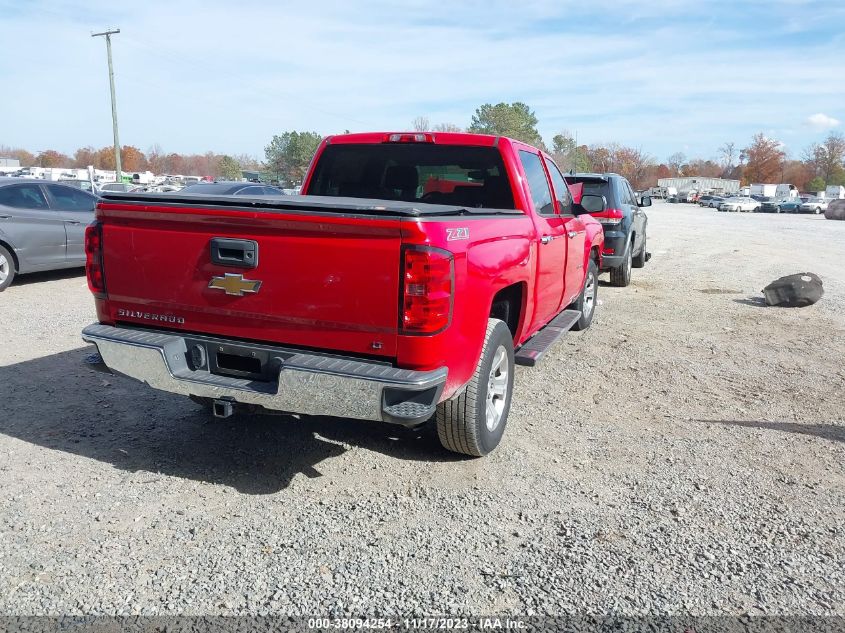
<box><xmin>719</xmin><ymin>196</ymin><xmax>761</xmax><ymax>212</ymax></box>
<box><xmin>799</xmin><ymin>197</ymin><xmax>829</xmax><ymax>215</ymax></box>
<box><xmin>97</xmin><ymin>182</ymin><xmax>142</xmax><ymax>194</ymax></box>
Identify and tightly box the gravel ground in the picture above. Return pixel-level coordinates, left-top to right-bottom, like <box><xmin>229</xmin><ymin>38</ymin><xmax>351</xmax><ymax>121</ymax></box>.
<box><xmin>0</xmin><ymin>202</ymin><xmax>843</xmax><ymax>617</ymax></box>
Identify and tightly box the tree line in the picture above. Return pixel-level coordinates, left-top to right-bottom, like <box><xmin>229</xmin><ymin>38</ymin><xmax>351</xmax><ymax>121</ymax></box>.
<box><xmin>260</xmin><ymin>104</ymin><xmax>845</xmax><ymax>190</ymax></box>
<box><xmin>5</xmin><ymin>101</ymin><xmax>844</xmax><ymax>191</ymax></box>
<box><xmin>0</xmin><ymin>144</ymin><xmax>262</xmax><ymax>181</ymax></box>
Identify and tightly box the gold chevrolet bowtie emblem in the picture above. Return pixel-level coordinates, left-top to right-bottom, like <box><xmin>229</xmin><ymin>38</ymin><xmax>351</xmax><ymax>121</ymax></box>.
<box><xmin>208</xmin><ymin>273</ymin><xmax>262</xmax><ymax>296</ymax></box>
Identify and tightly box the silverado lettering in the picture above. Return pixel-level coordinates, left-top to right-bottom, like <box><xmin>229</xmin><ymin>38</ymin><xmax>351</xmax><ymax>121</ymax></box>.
<box><xmin>117</xmin><ymin>309</ymin><xmax>185</xmax><ymax>324</ymax></box>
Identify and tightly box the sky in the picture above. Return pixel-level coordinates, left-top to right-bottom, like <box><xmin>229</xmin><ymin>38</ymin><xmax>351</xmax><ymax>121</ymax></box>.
<box><xmin>1</xmin><ymin>0</ymin><xmax>844</xmax><ymax>163</ymax></box>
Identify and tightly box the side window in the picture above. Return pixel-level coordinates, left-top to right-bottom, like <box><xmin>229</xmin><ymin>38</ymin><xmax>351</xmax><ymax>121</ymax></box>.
<box><xmin>518</xmin><ymin>150</ymin><xmax>554</xmax><ymax>215</ymax></box>
<box><xmin>235</xmin><ymin>186</ymin><xmax>263</xmax><ymax>196</ymax></box>
<box><xmin>0</xmin><ymin>184</ymin><xmax>49</xmax><ymax>210</ymax></box>
<box><xmin>543</xmin><ymin>157</ymin><xmax>573</xmax><ymax>215</ymax></box>
<box><xmin>622</xmin><ymin>180</ymin><xmax>637</xmax><ymax>206</ymax></box>
<box><xmin>47</xmin><ymin>185</ymin><xmax>95</xmax><ymax>210</ymax></box>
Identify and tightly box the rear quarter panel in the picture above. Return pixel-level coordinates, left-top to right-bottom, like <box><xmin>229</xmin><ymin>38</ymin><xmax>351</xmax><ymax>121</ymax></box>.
<box><xmin>397</xmin><ymin>214</ymin><xmax>536</xmax><ymax>399</ymax></box>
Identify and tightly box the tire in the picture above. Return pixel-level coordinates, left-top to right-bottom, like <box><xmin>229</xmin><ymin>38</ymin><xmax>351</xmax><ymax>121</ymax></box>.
<box><xmin>570</xmin><ymin>257</ymin><xmax>598</xmax><ymax>331</ymax></box>
<box><xmin>0</xmin><ymin>245</ymin><xmax>15</xmax><ymax>291</ymax></box>
<box><xmin>632</xmin><ymin>231</ymin><xmax>647</xmax><ymax>268</ymax></box>
<box><xmin>815</xmin><ymin>207</ymin><xmax>822</xmax><ymax>215</ymax></box>
<box><xmin>436</xmin><ymin>318</ymin><xmax>514</xmax><ymax>457</ymax></box>
<box><xmin>609</xmin><ymin>238</ymin><xmax>632</xmax><ymax>287</ymax></box>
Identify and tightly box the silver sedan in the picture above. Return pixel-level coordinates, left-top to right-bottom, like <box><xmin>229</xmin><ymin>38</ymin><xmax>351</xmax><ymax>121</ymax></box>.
<box><xmin>0</xmin><ymin>178</ymin><xmax>97</xmax><ymax>290</ymax></box>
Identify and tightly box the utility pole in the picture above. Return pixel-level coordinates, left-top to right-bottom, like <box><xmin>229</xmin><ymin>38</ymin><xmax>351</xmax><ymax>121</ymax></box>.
<box><xmin>92</xmin><ymin>28</ymin><xmax>122</xmax><ymax>182</ymax></box>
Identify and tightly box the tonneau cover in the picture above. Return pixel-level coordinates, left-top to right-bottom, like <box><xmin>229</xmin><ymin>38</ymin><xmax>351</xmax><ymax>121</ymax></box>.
<box><xmin>98</xmin><ymin>192</ymin><xmax>523</xmax><ymax>217</ymax></box>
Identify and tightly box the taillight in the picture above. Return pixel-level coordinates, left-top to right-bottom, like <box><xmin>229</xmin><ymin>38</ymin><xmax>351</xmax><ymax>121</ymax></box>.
<box><xmin>592</xmin><ymin>208</ymin><xmax>624</xmax><ymax>225</ymax></box>
<box><xmin>85</xmin><ymin>222</ymin><xmax>106</xmax><ymax>297</ymax></box>
<box><xmin>401</xmin><ymin>247</ymin><xmax>453</xmax><ymax>334</ymax></box>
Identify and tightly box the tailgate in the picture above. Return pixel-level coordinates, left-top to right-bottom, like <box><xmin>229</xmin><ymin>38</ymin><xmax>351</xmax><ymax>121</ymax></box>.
<box><xmin>97</xmin><ymin>202</ymin><xmax>402</xmax><ymax>357</ymax></box>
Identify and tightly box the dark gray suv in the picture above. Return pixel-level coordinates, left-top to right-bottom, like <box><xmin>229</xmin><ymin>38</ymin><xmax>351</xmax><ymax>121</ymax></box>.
<box><xmin>565</xmin><ymin>172</ymin><xmax>650</xmax><ymax>287</ymax></box>
<box><xmin>0</xmin><ymin>178</ymin><xmax>98</xmax><ymax>290</ymax></box>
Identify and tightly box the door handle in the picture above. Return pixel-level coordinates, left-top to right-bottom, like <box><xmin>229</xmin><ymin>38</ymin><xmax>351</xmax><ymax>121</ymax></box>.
<box><xmin>567</xmin><ymin>231</ymin><xmax>577</xmax><ymax>239</ymax></box>
<box><xmin>0</xmin><ymin>215</ymin><xmax>10</xmax><ymax>219</ymax></box>
<box><xmin>64</xmin><ymin>220</ymin><xmax>81</xmax><ymax>225</ymax></box>
<box><xmin>540</xmin><ymin>235</ymin><xmax>553</xmax><ymax>244</ymax></box>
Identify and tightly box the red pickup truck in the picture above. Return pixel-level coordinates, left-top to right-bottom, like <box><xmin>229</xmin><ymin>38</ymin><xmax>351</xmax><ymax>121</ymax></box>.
<box><xmin>82</xmin><ymin>132</ymin><xmax>604</xmax><ymax>456</ymax></box>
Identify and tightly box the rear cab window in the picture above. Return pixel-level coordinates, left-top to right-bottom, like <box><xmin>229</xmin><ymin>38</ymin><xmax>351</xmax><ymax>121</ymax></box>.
<box><xmin>307</xmin><ymin>143</ymin><xmax>516</xmax><ymax>210</ymax></box>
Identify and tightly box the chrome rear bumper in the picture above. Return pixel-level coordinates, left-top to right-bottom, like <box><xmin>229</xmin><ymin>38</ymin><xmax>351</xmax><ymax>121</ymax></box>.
<box><xmin>82</xmin><ymin>324</ymin><xmax>446</xmax><ymax>426</ymax></box>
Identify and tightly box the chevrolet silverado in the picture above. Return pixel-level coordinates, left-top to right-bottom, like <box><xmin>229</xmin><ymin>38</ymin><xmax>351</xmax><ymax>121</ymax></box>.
<box><xmin>82</xmin><ymin>132</ymin><xmax>604</xmax><ymax>456</ymax></box>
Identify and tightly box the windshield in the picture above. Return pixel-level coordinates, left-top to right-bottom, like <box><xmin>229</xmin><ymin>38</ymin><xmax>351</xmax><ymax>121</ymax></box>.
<box><xmin>306</xmin><ymin>143</ymin><xmax>516</xmax><ymax>209</ymax></box>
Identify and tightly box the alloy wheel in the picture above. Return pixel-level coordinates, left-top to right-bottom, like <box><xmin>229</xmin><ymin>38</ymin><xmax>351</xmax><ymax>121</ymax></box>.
<box><xmin>485</xmin><ymin>346</ymin><xmax>509</xmax><ymax>432</ymax></box>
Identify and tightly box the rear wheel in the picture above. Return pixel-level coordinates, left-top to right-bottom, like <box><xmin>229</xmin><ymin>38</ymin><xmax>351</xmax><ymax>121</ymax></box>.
<box><xmin>632</xmin><ymin>231</ymin><xmax>647</xmax><ymax>268</ymax></box>
<box><xmin>436</xmin><ymin>319</ymin><xmax>514</xmax><ymax>457</ymax></box>
<box><xmin>815</xmin><ymin>207</ymin><xmax>822</xmax><ymax>215</ymax></box>
<box><xmin>0</xmin><ymin>245</ymin><xmax>15</xmax><ymax>291</ymax></box>
<box><xmin>609</xmin><ymin>238</ymin><xmax>632</xmax><ymax>287</ymax></box>
<box><xmin>570</xmin><ymin>257</ymin><xmax>598</xmax><ymax>331</ymax></box>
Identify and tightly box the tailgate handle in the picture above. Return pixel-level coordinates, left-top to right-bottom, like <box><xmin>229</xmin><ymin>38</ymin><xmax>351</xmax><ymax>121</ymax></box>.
<box><xmin>210</xmin><ymin>238</ymin><xmax>259</xmax><ymax>269</ymax></box>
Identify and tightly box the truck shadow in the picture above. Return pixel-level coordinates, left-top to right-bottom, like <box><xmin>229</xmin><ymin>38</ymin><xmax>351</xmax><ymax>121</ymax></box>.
<box><xmin>0</xmin><ymin>347</ymin><xmax>460</xmax><ymax>495</ymax></box>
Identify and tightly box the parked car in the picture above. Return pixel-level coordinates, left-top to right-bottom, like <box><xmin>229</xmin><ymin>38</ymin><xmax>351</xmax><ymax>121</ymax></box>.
<box><xmin>698</xmin><ymin>195</ymin><xmax>716</xmax><ymax>207</ymax></box>
<box><xmin>97</xmin><ymin>182</ymin><xmax>140</xmax><ymax>194</ymax></box>
<box><xmin>719</xmin><ymin>196</ymin><xmax>761</xmax><ymax>212</ymax></box>
<box><xmin>58</xmin><ymin>179</ymin><xmax>96</xmax><ymax>193</ymax></box>
<box><xmin>705</xmin><ymin>196</ymin><xmax>725</xmax><ymax>208</ymax></box>
<box><xmin>176</xmin><ymin>182</ymin><xmax>285</xmax><ymax>196</ymax></box>
<box><xmin>799</xmin><ymin>197</ymin><xmax>829</xmax><ymax>214</ymax></box>
<box><xmin>777</xmin><ymin>199</ymin><xmax>803</xmax><ymax>213</ymax></box>
<box><xmin>825</xmin><ymin>199</ymin><xmax>845</xmax><ymax>220</ymax></box>
<box><xmin>564</xmin><ymin>173</ymin><xmax>649</xmax><ymax>287</ymax></box>
<box><xmin>758</xmin><ymin>197</ymin><xmax>782</xmax><ymax>213</ymax></box>
<box><xmin>0</xmin><ymin>178</ymin><xmax>97</xmax><ymax>290</ymax></box>
<box><xmin>82</xmin><ymin>132</ymin><xmax>605</xmax><ymax>457</ymax></box>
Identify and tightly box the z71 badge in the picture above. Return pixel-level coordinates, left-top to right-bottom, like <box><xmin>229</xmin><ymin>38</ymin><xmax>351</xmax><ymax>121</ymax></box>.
<box><xmin>446</xmin><ymin>227</ymin><xmax>469</xmax><ymax>241</ymax></box>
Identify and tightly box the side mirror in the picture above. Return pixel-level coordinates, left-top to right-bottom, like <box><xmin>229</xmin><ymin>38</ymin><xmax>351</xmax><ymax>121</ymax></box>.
<box><xmin>577</xmin><ymin>193</ymin><xmax>606</xmax><ymax>214</ymax></box>
<box><xmin>639</xmin><ymin>195</ymin><xmax>652</xmax><ymax>207</ymax></box>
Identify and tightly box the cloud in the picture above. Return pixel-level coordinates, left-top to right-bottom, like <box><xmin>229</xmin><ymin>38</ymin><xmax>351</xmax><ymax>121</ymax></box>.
<box><xmin>1</xmin><ymin>0</ymin><xmax>845</xmax><ymax>161</ymax></box>
<box><xmin>806</xmin><ymin>113</ymin><xmax>841</xmax><ymax>130</ymax></box>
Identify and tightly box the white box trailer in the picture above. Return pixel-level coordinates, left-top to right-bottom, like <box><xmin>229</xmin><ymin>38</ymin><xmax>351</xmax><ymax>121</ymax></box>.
<box><xmin>825</xmin><ymin>185</ymin><xmax>845</xmax><ymax>199</ymax></box>
<box><xmin>750</xmin><ymin>184</ymin><xmax>778</xmax><ymax>198</ymax></box>
<box><xmin>657</xmin><ymin>177</ymin><xmax>740</xmax><ymax>196</ymax></box>
<box><xmin>776</xmin><ymin>184</ymin><xmax>798</xmax><ymax>199</ymax></box>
